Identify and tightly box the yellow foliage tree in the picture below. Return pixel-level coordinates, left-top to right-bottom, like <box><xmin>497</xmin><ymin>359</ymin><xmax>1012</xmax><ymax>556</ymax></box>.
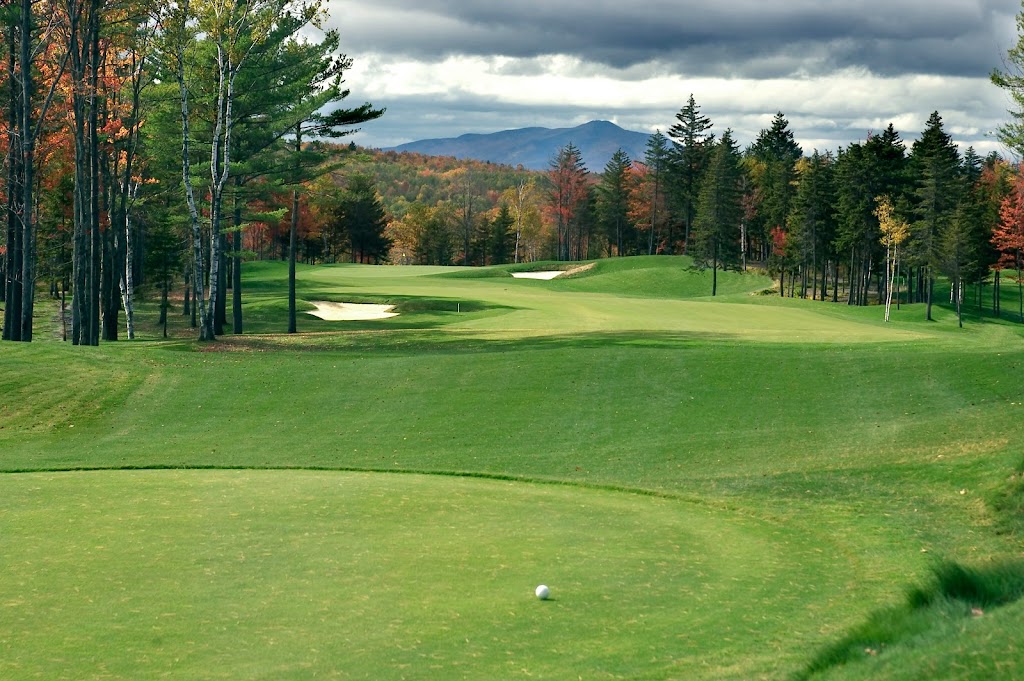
<box><xmin>875</xmin><ymin>196</ymin><xmax>910</xmax><ymax>322</ymax></box>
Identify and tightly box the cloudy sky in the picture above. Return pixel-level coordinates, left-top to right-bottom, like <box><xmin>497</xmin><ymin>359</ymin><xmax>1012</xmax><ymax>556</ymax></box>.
<box><xmin>326</xmin><ymin>0</ymin><xmax>1022</xmax><ymax>157</ymax></box>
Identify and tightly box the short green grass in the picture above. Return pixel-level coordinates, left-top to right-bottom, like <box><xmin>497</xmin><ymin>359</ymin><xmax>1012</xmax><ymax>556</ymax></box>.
<box><xmin>2</xmin><ymin>256</ymin><xmax>1023</xmax><ymax>680</ymax></box>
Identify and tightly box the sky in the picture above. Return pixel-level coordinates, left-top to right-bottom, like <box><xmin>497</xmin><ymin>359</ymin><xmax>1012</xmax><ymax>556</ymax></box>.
<box><xmin>324</xmin><ymin>0</ymin><xmax>1023</xmax><ymax>158</ymax></box>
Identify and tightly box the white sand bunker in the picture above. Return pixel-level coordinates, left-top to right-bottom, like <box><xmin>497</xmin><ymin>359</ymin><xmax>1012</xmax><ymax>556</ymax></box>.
<box><xmin>306</xmin><ymin>301</ymin><xmax>398</xmax><ymax>321</ymax></box>
<box><xmin>511</xmin><ymin>270</ymin><xmax>564</xmax><ymax>280</ymax></box>
<box><xmin>511</xmin><ymin>263</ymin><xmax>595</xmax><ymax>280</ymax></box>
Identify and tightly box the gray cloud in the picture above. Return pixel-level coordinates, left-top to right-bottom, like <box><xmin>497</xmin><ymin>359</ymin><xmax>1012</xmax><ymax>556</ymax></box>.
<box><xmin>332</xmin><ymin>0</ymin><xmax>1018</xmax><ymax>78</ymax></box>
<box><xmin>331</xmin><ymin>0</ymin><xmax>1020</xmax><ymax>155</ymax></box>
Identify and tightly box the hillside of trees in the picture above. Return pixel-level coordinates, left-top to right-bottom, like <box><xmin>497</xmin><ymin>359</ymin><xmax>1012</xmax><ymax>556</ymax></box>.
<box><xmin>6</xmin><ymin>0</ymin><xmax>1024</xmax><ymax>344</ymax></box>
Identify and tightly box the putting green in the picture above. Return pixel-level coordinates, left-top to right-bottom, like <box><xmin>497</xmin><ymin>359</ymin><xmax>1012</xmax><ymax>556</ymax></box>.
<box><xmin>1</xmin><ymin>469</ymin><xmax>892</xmax><ymax>680</ymax></box>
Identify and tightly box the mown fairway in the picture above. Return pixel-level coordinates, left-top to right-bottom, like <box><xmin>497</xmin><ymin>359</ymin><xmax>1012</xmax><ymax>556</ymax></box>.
<box><xmin>2</xmin><ymin>256</ymin><xmax>1023</xmax><ymax>680</ymax></box>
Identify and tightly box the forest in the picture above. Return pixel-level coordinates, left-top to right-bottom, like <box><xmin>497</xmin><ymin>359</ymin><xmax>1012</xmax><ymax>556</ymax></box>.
<box><xmin>5</xmin><ymin>0</ymin><xmax>1024</xmax><ymax>344</ymax></box>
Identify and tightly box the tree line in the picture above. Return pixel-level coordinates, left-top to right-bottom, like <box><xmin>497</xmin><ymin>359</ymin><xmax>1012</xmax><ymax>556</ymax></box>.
<box><xmin>1</xmin><ymin>0</ymin><xmax>382</xmax><ymax>344</ymax></box>
<box><xmin>8</xmin><ymin>1</ymin><xmax>1024</xmax><ymax>344</ymax></box>
<box><xmin>359</xmin><ymin>102</ymin><xmax>1024</xmax><ymax>330</ymax></box>
<box><xmin>581</xmin><ymin>103</ymin><xmax>1011</xmax><ymax>321</ymax></box>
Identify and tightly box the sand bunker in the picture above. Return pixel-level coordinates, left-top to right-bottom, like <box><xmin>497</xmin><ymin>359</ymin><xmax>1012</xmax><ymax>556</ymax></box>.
<box><xmin>511</xmin><ymin>271</ymin><xmax>564</xmax><ymax>280</ymax></box>
<box><xmin>511</xmin><ymin>263</ymin><xmax>595</xmax><ymax>280</ymax></box>
<box><xmin>306</xmin><ymin>301</ymin><xmax>398</xmax><ymax>321</ymax></box>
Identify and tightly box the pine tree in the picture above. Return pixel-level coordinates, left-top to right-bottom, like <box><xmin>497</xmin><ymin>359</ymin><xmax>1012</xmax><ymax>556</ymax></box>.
<box><xmin>692</xmin><ymin>130</ymin><xmax>744</xmax><ymax>296</ymax></box>
<box><xmin>833</xmin><ymin>126</ymin><xmax>907</xmax><ymax>306</ymax></box>
<box><xmin>787</xmin><ymin>151</ymin><xmax>837</xmax><ymax>300</ymax></box>
<box><xmin>334</xmin><ymin>174</ymin><xmax>390</xmax><ymax>264</ymax></box>
<box><xmin>490</xmin><ymin>203</ymin><xmax>515</xmax><ymax>265</ymax></box>
<box><xmin>991</xmin><ymin>5</ymin><xmax>1024</xmax><ymax>157</ymax></box>
<box><xmin>596</xmin><ymin>149</ymin><xmax>633</xmax><ymax>256</ymax></box>
<box><xmin>667</xmin><ymin>94</ymin><xmax>714</xmax><ymax>255</ymax></box>
<box><xmin>749</xmin><ymin>112</ymin><xmax>802</xmax><ymax>264</ymax></box>
<box><xmin>909</xmin><ymin>112</ymin><xmax>962</xmax><ymax>320</ymax></box>
<box><xmin>643</xmin><ymin>131</ymin><xmax>671</xmax><ymax>254</ymax></box>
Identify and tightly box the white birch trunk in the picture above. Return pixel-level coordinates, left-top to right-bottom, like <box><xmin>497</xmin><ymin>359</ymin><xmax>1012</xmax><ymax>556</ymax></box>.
<box><xmin>513</xmin><ymin>180</ymin><xmax>528</xmax><ymax>264</ymax></box>
<box><xmin>119</xmin><ymin>182</ymin><xmax>138</xmax><ymax>339</ymax></box>
<box><xmin>204</xmin><ymin>0</ymin><xmax>256</xmax><ymax>340</ymax></box>
<box><xmin>174</xmin><ymin>11</ymin><xmax>206</xmax><ymax>340</ymax></box>
<box><xmin>884</xmin><ymin>242</ymin><xmax>893</xmax><ymax>322</ymax></box>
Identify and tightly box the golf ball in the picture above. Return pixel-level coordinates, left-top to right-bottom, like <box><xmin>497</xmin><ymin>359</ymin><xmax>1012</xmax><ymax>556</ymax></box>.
<box><xmin>535</xmin><ymin>584</ymin><xmax>550</xmax><ymax>600</ymax></box>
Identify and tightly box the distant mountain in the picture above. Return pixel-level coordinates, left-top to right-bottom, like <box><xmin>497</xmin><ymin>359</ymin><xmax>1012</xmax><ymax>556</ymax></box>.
<box><xmin>386</xmin><ymin>120</ymin><xmax>652</xmax><ymax>171</ymax></box>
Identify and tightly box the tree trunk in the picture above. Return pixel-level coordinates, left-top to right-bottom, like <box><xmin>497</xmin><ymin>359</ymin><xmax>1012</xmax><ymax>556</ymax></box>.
<box><xmin>214</xmin><ymin>229</ymin><xmax>226</xmax><ymax>336</ymax></box>
<box><xmin>86</xmin><ymin>11</ymin><xmax>101</xmax><ymax>345</ymax></box>
<box><xmin>101</xmin><ymin>213</ymin><xmax>119</xmax><ymax>341</ymax></box>
<box><xmin>831</xmin><ymin>260</ymin><xmax>839</xmax><ymax>303</ymax></box>
<box><xmin>4</xmin><ymin>33</ymin><xmax>23</xmax><ymax>341</ymax></box>
<box><xmin>956</xmin><ymin>278</ymin><xmax>963</xmax><ymax>328</ymax></box>
<box><xmin>1018</xmin><ymin>266</ymin><xmax>1023</xmax><ymax>323</ymax></box>
<box><xmin>120</xmin><ymin>198</ymin><xmax>136</xmax><ymax>340</ymax></box>
<box><xmin>174</xmin><ymin>9</ymin><xmax>207</xmax><ymax>341</ymax></box>
<box><xmin>183</xmin><ymin>270</ymin><xmax>190</xmax><ymax>316</ymax></box>
<box><xmin>846</xmin><ymin>248</ymin><xmax>856</xmax><ymax>305</ymax></box>
<box><xmin>994</xmin><ymin>270</ymin><xmax>1000</xmax><ymax>318</ymax></box>
<box><xmin>160</xmin><ymin>277</ymin><xmax>169</xmax><ymax>338</ymax></box>
<box><xmin>288</xmin><ymin>187</ymin><xmax>299</xmax><ymax>334</ymax></box>
<box><xmin>232</xmin><ymin>181</ymin><xmax>243</xmax><ymax>334</ymax></box>
<box><xmin>926</xmin><ymin>270</ymin><xmax>935</xmax><ymax>321</ymax></box>
<box><xmin>712</xmin><ymin>240</ymin><xmax>718</xmax><ymax>297</ymax></box>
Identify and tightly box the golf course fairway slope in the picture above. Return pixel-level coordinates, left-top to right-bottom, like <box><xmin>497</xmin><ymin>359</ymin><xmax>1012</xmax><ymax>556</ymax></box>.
<box><xmin>2</xmin><ymin>256</ymin><xmax>1022</xmax><ymax>680</ymax></box>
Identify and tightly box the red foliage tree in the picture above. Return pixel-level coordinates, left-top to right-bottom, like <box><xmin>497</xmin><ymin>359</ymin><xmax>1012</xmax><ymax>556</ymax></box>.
<box><xmin>993</xmin><ymin>163</ymin><xmax>1024</xmax><ymax>321</ymax></box>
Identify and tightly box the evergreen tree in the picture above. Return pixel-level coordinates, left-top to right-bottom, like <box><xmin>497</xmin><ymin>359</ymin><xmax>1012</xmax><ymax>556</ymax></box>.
<box><xmin>490</xmin><ymin>203</ymin><xmax>515</xmax><ymax>265</ymax></box>
<box><xmin>416</xmin><ymin>202</ymin><xmax>457</xmax><ymax>266</ymax></box>
<box><xmin>749</xmin><ymin>113</ymin><xmax>802</xmax><ymax>263</ymax></box>
<box><xmin>991</xmin><ymin>5</ymin><xmax>1024</xmax><ymax>157</ymax></box>
<box><xmin>692</xmin><ymin>130</ymin><xmax>744</xmax><ymax>296</ymax></box>
<box><xmin>231</xmin><ymin>12</ymin><xmax>381</xmax><ymax>334</ymax></box>
<box><xmin>787</xmin><ymin>151</ymin><xmax>837</xmax><ymax>300</ymax></box>
<box><xmin>909</xmin><ymin>111</ymin><xmax>962</xmax><ymax>320</ymax></box>
<box><xmin>597</xmin><ymin>149</ymin><xmax>633</xmax><ymax>256</ymax></box>
<box><xmin>667</xmin><ymin>94</ymin><xmax>714</xmax><ymax>255</ymax></box>
<box><xmin>644</xmin><ymin>131</ymin><xmax>672</xmax><ymax>253</ymax></box>
<box><xmin>833</xmin><ymin>126</ymin><xmax>907</xmax><ymax>306</ymax></box>
<box><xmin>334</xmin><ymin>174</ymin><xmax>390</xmax><ymax>264</ymax></box>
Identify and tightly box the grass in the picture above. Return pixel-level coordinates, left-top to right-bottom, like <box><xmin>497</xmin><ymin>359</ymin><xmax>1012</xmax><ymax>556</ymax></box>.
<box><xmin>797</xmin><ymin>561</ymin><xmax>1024</xmax><ymax>680</ymax></box>
<box><xmin>2</xmin><ymin>256</ymin><xmax>1024</xmax><ymax>679</ymax></box>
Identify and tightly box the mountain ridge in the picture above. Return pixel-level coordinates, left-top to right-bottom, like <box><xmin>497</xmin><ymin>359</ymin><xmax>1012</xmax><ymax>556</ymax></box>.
<box><xmin>386</xmin><ymin>120</ymin><xmax>652</xmax><ymax>171</ymax></box>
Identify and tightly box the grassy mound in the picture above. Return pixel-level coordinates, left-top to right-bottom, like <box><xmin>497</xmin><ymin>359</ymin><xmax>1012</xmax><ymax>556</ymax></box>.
<box><xmin>433</xmin><ymin>256</ymin><xmax>772</xmax><ymax>299</ymax></box>
<box><xmin>546</xmin><ymin>255</ymin><xmax>773</xmax><ymax>299</ymax></box>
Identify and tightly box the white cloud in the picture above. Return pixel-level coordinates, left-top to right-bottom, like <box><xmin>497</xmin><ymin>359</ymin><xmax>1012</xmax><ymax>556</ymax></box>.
<box><xmin>332</xmin><ymin>0</ymin><xmax>1021</xmax><ymax>156</ymax></box>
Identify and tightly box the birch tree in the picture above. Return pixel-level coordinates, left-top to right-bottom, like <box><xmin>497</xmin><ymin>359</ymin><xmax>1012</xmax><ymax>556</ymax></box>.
<box><xmin>511</xmin><ymin>177</ymin><xmax>534</xmax><ymax>263</ymax></box>
<box><xmin>875</xmin><ymin>195</ymin><xmax>909</xmax><ymax>322</ymax></box>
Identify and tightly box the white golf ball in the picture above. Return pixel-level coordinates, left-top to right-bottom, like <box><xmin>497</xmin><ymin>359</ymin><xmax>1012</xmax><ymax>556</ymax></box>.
<box><xmin>535</xmin><ymin>584</ymin><xmax>550</xmax><ymax>600</ymax></box>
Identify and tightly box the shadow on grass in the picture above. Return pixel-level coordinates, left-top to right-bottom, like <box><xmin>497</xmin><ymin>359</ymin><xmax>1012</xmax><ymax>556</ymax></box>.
<box><xmin>794</xmin><ymin>559</ymin><xmax>1024</xmax><ymax>680</ymax></box>
<box><xmin>192</xmin><ymin>329</ymin><xmax>756</xmax><ymax>356</ymax></box>
<box><xmin>988</xmin><ymin>457</ymin><xmax>1024</xmax><ymax>539</ymax></box>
